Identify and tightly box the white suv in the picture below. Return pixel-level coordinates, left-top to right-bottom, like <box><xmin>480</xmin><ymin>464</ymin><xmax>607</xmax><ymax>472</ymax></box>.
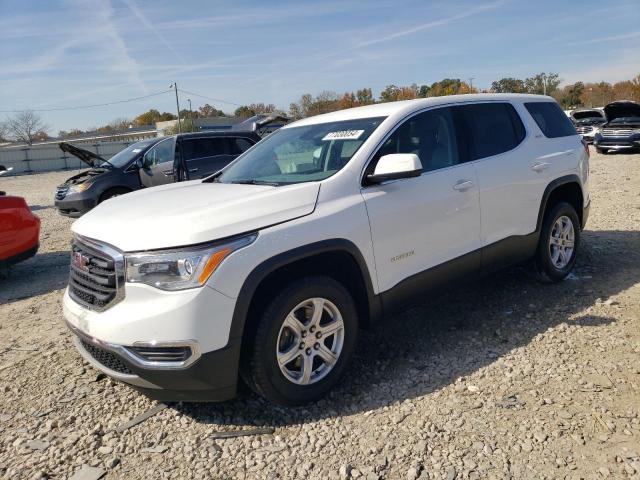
<box><xmin>63</xmin><ymin>94</ymin><xmax>590</xmax><ymax>405</ymax></box>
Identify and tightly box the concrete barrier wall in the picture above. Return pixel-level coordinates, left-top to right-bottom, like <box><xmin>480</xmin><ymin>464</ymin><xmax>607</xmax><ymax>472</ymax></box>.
<box><xmin>0</xmin><ymin>141</ymin><xmax>133</xmax><ymax>175</ymax></box>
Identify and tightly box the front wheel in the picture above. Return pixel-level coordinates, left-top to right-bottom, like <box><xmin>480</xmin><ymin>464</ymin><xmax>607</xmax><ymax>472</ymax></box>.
<box><xmin>242</xmin><ymin>276</ymin><xmax>358</xmax><ymax>405</ymax></box>
<box><xmin>595</xmin><ymin>147</ymin><xmax>607</xmax><ymax>154</ymax></box>
<box><xmin>534</xmin><ymin>201</ymin><xmax>580</xmax><ymax>283</ymax></box>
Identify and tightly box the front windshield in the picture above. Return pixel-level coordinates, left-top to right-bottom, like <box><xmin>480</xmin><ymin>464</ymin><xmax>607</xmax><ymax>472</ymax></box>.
<box><xmin>573</xmin><ymin>111</ymin><xmax>603</xmax><ymax>120</ymax></box>
<box><xmin>610</xmin><ymin>116</ymin><xmax>640</xmax><ymax>125</ymax></box>
<box><xmin>102</xmin><ymin>139</ymin><xmax>157</xmax><ymax>168</ymax></box>
<box><xmin>216</xmin><ymin>117</ymin><xmax>386</xmax><ymax>185</ymax></box>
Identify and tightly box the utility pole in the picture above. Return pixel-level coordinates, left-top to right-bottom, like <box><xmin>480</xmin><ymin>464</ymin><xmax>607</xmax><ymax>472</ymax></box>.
<box><xmin>468</xmin><ymin>77</ymin><xmax>475</xmax><ymax>93</ymax></box>
<box><xmin>187</xmin><ymin>98</ymin><xmax>193</xmax><ymax>122</ymax></box>
<box><xmin>170</xmin><ymin>82</ymin><xmax>181</xmax><ymax>133</ymax></box>
<box><xmin>542</xmin><ymin>74</ymin><xmax>547</xmax><ymax>96</ymax></box>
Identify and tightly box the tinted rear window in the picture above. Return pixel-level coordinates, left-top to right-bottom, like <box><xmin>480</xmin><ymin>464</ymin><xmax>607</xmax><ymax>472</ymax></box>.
<box><xmin>182</xmin><ymin>137</ymin><xmax>227</xmax><ymax>161</ymax></box>
<box><xmin>525</xmin><ymin>102</ymin><xmax>577</xmax><ymax>138</ymax></box>
<box><xmin>455</xmin><ymin>103</ymin><xmax>526</xmax><ymax>161</ymax></box>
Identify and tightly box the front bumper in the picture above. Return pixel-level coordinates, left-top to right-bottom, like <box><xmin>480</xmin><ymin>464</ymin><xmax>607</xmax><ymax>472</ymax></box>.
<box><xmin>594</xmin><ymin>134</ymin><xmax>640</xmax><ymax>150</ymax></box>
<box><xmin>66</xmin><ymin>319</ymin><xmax>241</xmax><ymax>401</ymax></box>
<box><xmin>63</xmin><ymin>282</ymin><xmax>241</xmax><ymax>402</ymax></box>
<box><xmin>55</xmin><ymin>193</ymin><xmax>97</xmax><ymax>217</ymax></box>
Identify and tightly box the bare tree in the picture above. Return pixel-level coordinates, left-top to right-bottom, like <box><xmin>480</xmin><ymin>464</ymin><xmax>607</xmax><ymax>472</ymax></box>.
<box><xmin>5</xmin><ymin>110</ymin><xmax>49</xmax><ymax>145</ymax></box>
<box><xmin>0</xmin><ymin>122</ymin><xmax>9</xmax><ymax>142</ymax></box>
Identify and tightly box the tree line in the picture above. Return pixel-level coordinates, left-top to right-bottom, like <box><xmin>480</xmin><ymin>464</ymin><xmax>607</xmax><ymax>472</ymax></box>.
<box><xmin>2</xmin><ymin>72</ymin><xmax>638</xmax><ymax>145</ymax></box>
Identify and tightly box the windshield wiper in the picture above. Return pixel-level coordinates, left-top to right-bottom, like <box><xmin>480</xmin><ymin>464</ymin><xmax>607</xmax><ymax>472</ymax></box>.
<box><xmin>229</xmin><ymin>179</ymin><xmax>281</xmax><ymax>186</ymax></box>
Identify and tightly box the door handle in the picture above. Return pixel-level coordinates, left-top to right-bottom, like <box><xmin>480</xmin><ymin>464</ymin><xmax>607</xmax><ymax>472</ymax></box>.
<box><xmin>189</xmin><ymin>168</ymin><xmax>198</xmax><ymax>173</ymax></box>
<box><xmin>531</xmin><ymin>161</ymin><xmax>550</xmax><ymax>172</ymax></box>
<box><xmin>161</xmin><ymin>169</ymin><xmax>174</xmax><ymax>176</ymax></box>
<box><xmin>452</xmin><ymin>180</ymin><xmax>474</xmax><ymax>192</ymax></box>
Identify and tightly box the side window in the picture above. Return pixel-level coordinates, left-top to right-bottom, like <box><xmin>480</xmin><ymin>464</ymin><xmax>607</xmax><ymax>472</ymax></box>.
<box><xmin>144</xmin><ymin>138</ymin><xmax>175</xmax><ymax>167</ymax></box>
<box><xmin>182</xmin><ymin>138</ymin><xmax>227</xmax><ymax>161</ymax></box>
<box><xmin>369</xmin><ymin>107</ymin><xmax>460</xmax><ymax>174</ymax></box>
<box><xmin>457</xmin><ymin>103</ymin><xmax>526</xmax><ymax>161</ymax></box>
<box><xmin>230</xmin><ymin>137</ymin><xmax>254</xmax><ymax>155</ymax></box>
<box><xmin>524</xmin><ymin>102</ymin><xmax>576</xmax><ymax>138</ymax></box>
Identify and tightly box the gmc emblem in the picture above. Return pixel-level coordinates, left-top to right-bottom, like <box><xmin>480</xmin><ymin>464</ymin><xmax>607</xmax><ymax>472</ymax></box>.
<box><xmin>72</xmin><ymin>251</ymin><xmax>90</xmax><ymax>270</ymax></box>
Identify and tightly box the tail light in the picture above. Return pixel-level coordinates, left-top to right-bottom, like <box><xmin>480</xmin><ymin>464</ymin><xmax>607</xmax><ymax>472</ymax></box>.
<box><xmin>582</xmin><ymin>139</ymin><xmax>590</xmax><ymax>158</ymax></box>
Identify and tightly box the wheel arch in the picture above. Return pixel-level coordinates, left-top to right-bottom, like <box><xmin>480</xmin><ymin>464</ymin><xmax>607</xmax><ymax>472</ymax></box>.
<box><xmin>229</xmin><ymin>239</ymin><xmax>381</xmax><ymax>367</ymax></box>
<box><xmin>99</xmin><ymin>186</ymin><xmax>132</xmax><ymax>203</ymax></box>
<box><xmin>536</xmin><ymin>175</ymin><xmax>585</xmax><ymax>231</ymax></box>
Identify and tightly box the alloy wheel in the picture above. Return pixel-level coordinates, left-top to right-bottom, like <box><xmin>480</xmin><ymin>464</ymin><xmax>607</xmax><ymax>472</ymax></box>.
<box><xmin>276</xmin><ymin>297</ymin><xmax>345</xmax><ymax>385</ymax></box>
<box><xmin>548</xmin><ymin>215</ymin><xmax>575</xmax><ymax>269</ymax></box>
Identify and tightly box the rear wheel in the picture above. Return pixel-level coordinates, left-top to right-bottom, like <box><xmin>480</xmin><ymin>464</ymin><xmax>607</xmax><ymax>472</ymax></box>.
<box><xmin>99</xmin><ymin>187</ymin><xmax>130</xmax><ymax>203</ymax></box>
<box><xmin>595</xmin><ymin>147</ymin><xmax>607</xmax><ymax>154</ymax></box>
<box><xmin>534</xmin><ymin>201</ymin><xmax>580</xmax><ymax>283</ymax></box>
<box><xmin>242</xmin><ymin>276</ymin><xmax>358</xmax><ymax>405</ymax></box>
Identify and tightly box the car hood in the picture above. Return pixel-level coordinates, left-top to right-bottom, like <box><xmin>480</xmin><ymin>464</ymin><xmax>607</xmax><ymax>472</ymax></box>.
<box><xmin>59</xmin><ymin>142</ymin><xmax>109</xmax><ymax>168</ymax></box>
<box><xmin>571</xmin><ymin>109</ymin><xmax>605</xmax><ymax>122</ymax></box>
<box><xmin>603</xmin><ymin>101</ymin><xmax>640</xmax><ymax>122</ymax></box>
<box><xmin>71</xmin><ymin>180</ymin><xmax>321</xmax><ymax>251</ymax></box>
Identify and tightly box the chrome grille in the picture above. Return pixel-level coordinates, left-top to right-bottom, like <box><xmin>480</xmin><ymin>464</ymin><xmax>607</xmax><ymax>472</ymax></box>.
<box><xmin>55</xmin><ymin>185</ymin><xmax>69</xmax><ymax>200</ymax></box>
<box><xmin>575</xmin><ymin>126</ymin><xmax>593</xmax><ymax>135</ymax></box>
<box><xmin>68</xmin><ymin>238</ymin><xmax>124</xmax><ymax>311</ymax></box>
<box><xmin>601</xmin><ymin>128</ymin><xmax>632</xmax><ymax>137</ymax></box>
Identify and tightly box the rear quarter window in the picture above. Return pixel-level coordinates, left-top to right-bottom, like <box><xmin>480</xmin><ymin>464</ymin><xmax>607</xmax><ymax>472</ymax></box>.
<box><xmin>525</xmin><ymin>102</ymin><xmax>577</xmax><ymax>138</ymax></box>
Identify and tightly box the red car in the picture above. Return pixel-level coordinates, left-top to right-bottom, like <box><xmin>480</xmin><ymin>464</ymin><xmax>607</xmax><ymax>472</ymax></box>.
<box><xmin>0</xmin><ymin>166</ymin><xmax>40</xmax><ymax>274</ymax></box>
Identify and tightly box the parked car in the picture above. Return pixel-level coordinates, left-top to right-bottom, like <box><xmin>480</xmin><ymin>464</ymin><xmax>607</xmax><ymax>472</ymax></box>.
<box><xmin>55</xmin><ymin>131</ymin><xmax>261</xmax><ymax>217</ymax></box>
<box><xmin>62</xmin><ymin>94</ymin><xmax>590</xmax><ymax>405</ymax></box>
<box><xmin>0</xmin><ymin>165</ymin><xmax>40</xmax><ymax>276</ymax></box>
<box><xmin>594</xmin><ymin>100</ymin><xmax>640</xmax><ymax>153</ymax></box>
<box><xmin>569</xmin><ymin>108</ymin><xmax>606</xmax><ymax>143</ymax></box>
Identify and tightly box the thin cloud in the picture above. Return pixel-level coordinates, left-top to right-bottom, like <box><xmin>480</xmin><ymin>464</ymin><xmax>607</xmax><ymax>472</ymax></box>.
<box><xmin>355</xmin><ymin>0</ymin><xmax>509</xmax><ymax>48</ymax></box>
<box><xmin>567</xmin><ymin>31</ymin><xmax>640</xmax><ymax>47</ymax></box>
<box><xmin>96</xmin><ymin>0</ymin><xmax>148</xmax><ymax>94</ymax></box>
<box><xmin>121</xmin><ymin>0</ymin><xmax>185</xmax><ymax>64</ymax></box>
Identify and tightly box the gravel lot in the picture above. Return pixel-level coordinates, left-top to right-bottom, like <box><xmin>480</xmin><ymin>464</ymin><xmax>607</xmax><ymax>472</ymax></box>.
<box><xmin>1</xmin><ymin>150</ymin><xmax>639</xmax><ymax>480</ymax></box>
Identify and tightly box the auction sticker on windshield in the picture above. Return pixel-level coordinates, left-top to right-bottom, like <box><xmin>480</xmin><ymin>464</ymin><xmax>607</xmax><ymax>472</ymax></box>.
<box><xmin>322</xmin><ymin>130</ymin><xmax>365</xmax><ymax>141</ymax></box>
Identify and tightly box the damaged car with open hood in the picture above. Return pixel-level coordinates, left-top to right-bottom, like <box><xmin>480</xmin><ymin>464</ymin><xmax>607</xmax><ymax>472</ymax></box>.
<box><xmin>569</xmin><ymin>108</ymin><xmax>606</xmax><ymax>144</ymax></box>
<box><xmin>593</xmin><ymin>100</ymin><xmax>640</xmax><ymax>154</ymax></box>
<box><xmin>54</xmin><ymin>131</ymin><xmax>260</xmax><ymax>217</ymax></box>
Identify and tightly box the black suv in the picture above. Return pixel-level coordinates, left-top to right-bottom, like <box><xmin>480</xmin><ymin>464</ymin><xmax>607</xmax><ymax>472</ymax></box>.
<box><xmin>594</xmin><ymin>100</ymin><xmax>640</xmax><ymax>154</ymax></box>
<box><xmin>55</xmin><ymin>131</ymin><xmax>260</xmax><ymax>217</ymax></box>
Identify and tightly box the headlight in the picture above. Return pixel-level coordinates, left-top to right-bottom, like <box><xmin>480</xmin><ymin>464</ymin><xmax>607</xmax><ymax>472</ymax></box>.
<box><xmin>125</xmin><ymin>234</ymin><xmax>257</xmax><ymax>291</ymax></box>
<box><xmin>67</xmin><ymin>182</ymin><xmax>92</xmax><ymax>194</ymax></box>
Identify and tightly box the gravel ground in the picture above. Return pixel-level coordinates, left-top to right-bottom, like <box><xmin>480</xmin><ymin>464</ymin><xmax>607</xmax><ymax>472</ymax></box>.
<box><xmin>0</xmin><ymin>151</ymin><xmax>639</xmax><ymax>480</ymax></box>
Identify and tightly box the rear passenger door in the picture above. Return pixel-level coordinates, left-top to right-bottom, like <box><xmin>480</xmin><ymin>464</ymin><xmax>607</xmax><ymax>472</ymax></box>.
<box><xmin>361</xmin><ymin>106</ymin><xmax>482</xmax><ymax>296</ymax></box>
<box><xmin>456</xmin><ymin>102</ymin><xmax>531</xmax><ymax>250</ymax></box>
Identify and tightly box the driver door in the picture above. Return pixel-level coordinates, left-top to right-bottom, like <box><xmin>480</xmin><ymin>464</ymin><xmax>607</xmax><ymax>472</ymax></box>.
<box><xmin>361</xmin><ymin>107</ymin><xmax>482</xmax><ymax>302</ymax></box>
<box><xmin>139</xmin><ymin>137</ymin><xmax>177</xmax><ymax>187</ymax></box>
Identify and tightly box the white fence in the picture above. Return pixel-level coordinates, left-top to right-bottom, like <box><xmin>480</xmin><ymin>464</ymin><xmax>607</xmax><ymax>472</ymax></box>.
<box><xmin>0</xmin><ymin>141</ymin><xmax>133</xmax><ymax>175</ymax></box>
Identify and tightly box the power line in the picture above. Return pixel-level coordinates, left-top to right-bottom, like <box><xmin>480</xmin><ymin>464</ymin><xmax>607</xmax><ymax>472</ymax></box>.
<box><xmin>177</xmin><ymin>88</ymin><xmax>242</xmax><ymax>107</ymax></box>
<box><xmin>0</xmin><ymin>89</ymin><xmax>172</xmax><ymax>113</ymax></box>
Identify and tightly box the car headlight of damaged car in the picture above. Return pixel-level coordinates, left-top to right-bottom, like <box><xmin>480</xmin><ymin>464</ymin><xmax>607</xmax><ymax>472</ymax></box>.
<box><xmin>67</xmin><ymin>182</ymin><xmax>92</xmax><ymax>194</ymax></box>
<box><xmin>125</xmin><ymin>234</ymin><xmax>257</xmax><ymax>291</ymax></box>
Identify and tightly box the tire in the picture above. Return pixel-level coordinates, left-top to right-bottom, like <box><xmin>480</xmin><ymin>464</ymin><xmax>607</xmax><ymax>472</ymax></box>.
<box><xmin>242</xmin><ymin>276</ymin><xmax>359</xmax><ymax>405</ymax></box>
<box><xmin>534</xmin><ymin>201</ymin><xmax>580</xmax><ymax>283</ymax></box>
<box><xmin>595</xmin><ymin>147</ymin><xmax>607</xmax><ymax>154</ymax></box>
<box><xmin>99</xmin><ymin>187</ymin><xmax>130</xmax><ymax>203</ymax></box>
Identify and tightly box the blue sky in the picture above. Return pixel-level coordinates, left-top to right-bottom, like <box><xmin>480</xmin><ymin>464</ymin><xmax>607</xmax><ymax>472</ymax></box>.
<box><xmin>1</xmin><ymin>0</ymin><xmax>638</xmax><ymax>133</ymax></box>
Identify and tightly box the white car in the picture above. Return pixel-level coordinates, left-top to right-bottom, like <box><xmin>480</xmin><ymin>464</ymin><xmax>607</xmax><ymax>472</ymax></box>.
<box><xmin>63</xmin><ymin>94</ymin><xmax>590</xmax><ymax>405</ymax></box>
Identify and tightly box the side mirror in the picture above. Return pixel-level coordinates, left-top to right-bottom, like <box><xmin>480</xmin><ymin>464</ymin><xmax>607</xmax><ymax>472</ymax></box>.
<box><xmin>366</xmin><ymin>154</ymin><xmax>422</xmax><ymax>184</ymax></box>
<box><xmin>135</xmin><ymin>157</ymin><xmax>145</xmax><ymax>169</ymax></box>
